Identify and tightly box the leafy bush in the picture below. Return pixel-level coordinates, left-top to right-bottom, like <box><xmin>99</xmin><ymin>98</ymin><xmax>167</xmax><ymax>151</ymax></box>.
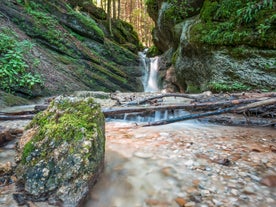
<box><xmin>0</xmin><ymin>29</ymin><xmax>42</xmax><ymax>93</ymax></box>
<box><xmin>190</xmin><ymin>0</ymin><xmax>276</xmax><ymax>48</ymax></box>
<box><xmin>208</xmin><ymin>81</ymin><xmax>251</xmax><ymax>92</ymax></box>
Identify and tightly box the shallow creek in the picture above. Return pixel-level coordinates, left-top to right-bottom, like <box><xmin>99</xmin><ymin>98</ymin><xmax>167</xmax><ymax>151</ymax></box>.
<box><xmin>84</xmin><ymin>121</ymin><xmax>276</xmax><ymax>207</ymax></box>
<box><xmin>1</xmin><ymin>119</ymin><xmax>276</xmax><ymax>207</ymax></box>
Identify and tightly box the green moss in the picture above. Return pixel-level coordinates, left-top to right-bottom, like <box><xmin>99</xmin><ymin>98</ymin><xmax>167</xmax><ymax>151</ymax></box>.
<box><xmin>147</xmin><ymin>45</ymin><xmax>162</xmax><ymax>57</ymax></box>
<box><xmin>171</xmin><ymin>48</ymin><xmax>179</xmax><ymax>65</ymax></box>
<box><xmin>186</xmin><ymin>84</ymin><xmax>201</xmax><ymax>93</ymax></box>
<box><xmin>0</xmin><ymin>90</ymin><xmax>30</xmax><ymax>107</ymax></box>
<box><xmin>22</xmin><ymin>141</ymin><xmax>35</xmax><ymax>164</ymax></box>
<box><xmin>71</xmin><ymin>11</ymin><xmax>104</xmax><ymax>40</ymax></box>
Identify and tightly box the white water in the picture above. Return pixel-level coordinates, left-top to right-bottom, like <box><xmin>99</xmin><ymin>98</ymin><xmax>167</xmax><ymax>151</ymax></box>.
<box><xmin>145</xmin><ymin>56</ymin><xmax>160</xmax><ymax>92</ymax></box>
<box><xmin>139</xmin><ymin>51</ymin><xmax>160</xmax><ymax>92</ymax></box>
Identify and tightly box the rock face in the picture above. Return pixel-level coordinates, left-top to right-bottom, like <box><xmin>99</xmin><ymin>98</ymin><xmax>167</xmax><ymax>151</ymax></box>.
<box><xmin>146</xmin><ymin>0</ymin><xmax>276</xmax><ymax>92</ymax></box>
<box><xmin>15</xmin><ymin>96</ymin><xmax>105</xmax><ymax>207</ymax></box>
<box><xmin>0</xmin><ymin>0</ymin><xmax>143</xmax><ymax>99</ymax></box>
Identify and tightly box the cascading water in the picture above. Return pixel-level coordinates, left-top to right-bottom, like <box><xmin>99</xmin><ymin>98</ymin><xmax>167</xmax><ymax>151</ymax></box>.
<box><xmin>145</xmin><ymin>56</ymin><xmax>160</xmax><ymax>92</ymax></box>
<box><xmin>139</xmin><ymin>50</ymin><xmax>160</xmax><ymax>92</ymax></box>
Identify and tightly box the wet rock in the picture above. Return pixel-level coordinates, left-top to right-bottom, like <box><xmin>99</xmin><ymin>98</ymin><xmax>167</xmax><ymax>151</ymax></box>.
<box><xmin>13</xmin><ymin>193</ymin><xmax>27</xmax><ymax>206</ymax></box>
<box><xmin>133</xmin><ymin>151</ymin><xmax>153</xmax><ymax>159</ymax></box>
<box><xmin>161</xmin><ymin>166</ymin><xmax>177</xmax><ymax>177</ymax></box>
<box><xmin>174</xmin><ymin>197</ymin><xmax>187</xmax><ymax>207</ymax></box>
<box><xmin>243</xmin><ymin>186</ymin><xmax>256</xmax><ymax>195</ymax></box>
<box><xmin>0</xmin><ymin>162</ymin><xmax>12</xmax><ymax>175</ymax></box>
<box><xmin>144</xmin><ymin>199</ymin><xmax>170</xmax><ymax>206</ymax></box>
<box><xmin>213</xmin><ymin>158</ymin><xmax>231</xmax><ymax>166</ymax></box>
<box><xmin>15</xmin><ymin>96</ymin><xmax>105</xmax><ymax>207</ymax></box>
<box><xmin>260</xmin><ymin>175</ymin><xmax>276</xmax><ymax>187</ymax></box>
<box><xmin>185</xmin><ymin>201</ymin><xmax>196</xmax><ymax>207</ymax></box>
<box><xmin>0</xmin><ymin>127</ymin><xmax>23</xmax><ymax>146</ymax></box>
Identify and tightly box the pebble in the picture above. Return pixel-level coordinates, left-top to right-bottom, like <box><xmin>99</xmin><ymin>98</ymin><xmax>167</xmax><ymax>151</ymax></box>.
<box><xmin>231</xmin><ymin>189</ymin><xmax>239</xmax><ymax>196</ymax></box>
<box><xmin>243</xmin><ymin>186</ymin><xmax>255</xmax><ymax>195</ymax></box>
<box><xmin>174</xmin><ymin>197</ymin><xmax>187</xmax><ymax>207</ymax></box>
<box><xmin>185</xmin><ymin>201</ymin><xmax>196</xmax><ymax>207</ymax></box>
<box><xmin>133</xmin><ymin>151</ymin><xmax>153</xmax><ymax>159</ymax></box>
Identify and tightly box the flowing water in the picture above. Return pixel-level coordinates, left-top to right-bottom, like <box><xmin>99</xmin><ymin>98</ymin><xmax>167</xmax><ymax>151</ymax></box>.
<box><xmin>1</xmin><ymin>48</ymin><xmax>275</xmax><ymax>207</ymax></box>
<box><xmin>82</xmin><ymin>51</ymin><xmax>276</xmax><ymax>207</ymax></box>
<box><xmin>139</xmin><ymin>51</ymin><xmax>160</xmax><ymax>92</ymax></box>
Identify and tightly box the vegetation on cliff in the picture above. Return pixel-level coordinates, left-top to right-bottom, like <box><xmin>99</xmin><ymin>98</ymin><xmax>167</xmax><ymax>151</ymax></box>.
<box><xmin>0</xmin><ymin>0</ymin><xmax>143</xmax><ymax>100</ymax></box>
<box><xmin>146</xmin><ymin>0</ymin><xmax>276</xmax><ymax>93</ymax></box>
<box><xmin>190</xmin><ymin>0</ymin><xmax>276</xmax><ymax>48</ymax></box>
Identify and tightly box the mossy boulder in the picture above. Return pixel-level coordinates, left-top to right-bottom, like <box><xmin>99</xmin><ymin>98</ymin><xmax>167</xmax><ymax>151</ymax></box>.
<box><xmin>16</xmin><ymin>96</ymin><xmax>105</xmax><ymax>207</ymax></box>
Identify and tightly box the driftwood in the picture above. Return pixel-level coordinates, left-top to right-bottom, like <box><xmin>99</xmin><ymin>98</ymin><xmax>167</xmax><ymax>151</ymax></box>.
<box><xmin>103</xmin><ymin>98</ymin><xmax>261</xmax><ymax>116</ymax></box>
<box><xmin>0</xmin><ymin>114</ymin><xmax>35</xmax><ymax>121</ymax></box>
<box><xmin>124</xmin><ymin>93</ymin><xmax>204</xmax><ymax>106</ymax></box>
<box><xmin>0</xmin><ymin>95</ymin><xmax>275</xmax><ymax>124</ymax></box>
<box><xmin>142</xmin><ymin>98</ymin><xmax>276</xmax><ymax>126</ymax></box>
<box><xmin>235</xmin><ymin>98</ymin><xmax>276</xmax><ymax>112</ymax></box>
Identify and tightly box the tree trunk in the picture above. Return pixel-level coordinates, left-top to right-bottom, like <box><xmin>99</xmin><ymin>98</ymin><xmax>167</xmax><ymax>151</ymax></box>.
<box><xmin>112</xmin><ymin>0</ymin><xmax>116</xmax><ymax>19</ymax></box>
<box><xmin>117</xmin><ymin>0</ymin><xmax>120</xmax><ymax>19</ymax></box>
<box><xmin>107</xmin><ymin>0</ymin><xmax>113</xmax><ymax>36</ymax></box>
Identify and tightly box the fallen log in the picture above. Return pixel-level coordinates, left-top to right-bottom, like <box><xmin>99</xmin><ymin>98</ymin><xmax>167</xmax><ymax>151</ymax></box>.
<box><xmin>235</xmin><ymin>98</ymin><xmax>276</xmax><ymax>112</ymax></box>
<box><xmin>103</xmin><ymin>98</ymin><xmax>259</xmax><ymax>116</ymax></box>
<box><xmin>124</xmin><ymin>93</ymin><xmax>206</xmax><ymax>106</ymax></box>
<box><xmin>142</xmin><ymin>98</ymin><xmax>276</xmax><ymax>127</ymax></box>
<box><xmin>1</xmin><ymin>98</ymin><xmax>275</xmax><ymax>122</ymax></box>
<box><xmin>0</xmin><ymin>114</ymin><xmax>35</xmax><ymax>121</ymax></box>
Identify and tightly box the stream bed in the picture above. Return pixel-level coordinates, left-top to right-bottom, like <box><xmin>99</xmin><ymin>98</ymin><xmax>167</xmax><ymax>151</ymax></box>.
<box><xmin>1</xmin><ymin>119</ymin><xmax>276</xmax><ymax>207</ymax></box>
<box><xmin>84</xmin><ymin>121</ymin><xmax>276</xmax><ymax>207</ymax></box>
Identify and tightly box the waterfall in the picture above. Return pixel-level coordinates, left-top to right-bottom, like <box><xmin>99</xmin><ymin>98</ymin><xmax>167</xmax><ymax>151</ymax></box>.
<box><xmin>139</xmin><ymin>51</ymin><xmax>160</xmax><ymax>92</ymax></box>
<box><xmin>146</xmin><ymin>56</ymin><xmax>160</xmax><ymax>92</ymax></box>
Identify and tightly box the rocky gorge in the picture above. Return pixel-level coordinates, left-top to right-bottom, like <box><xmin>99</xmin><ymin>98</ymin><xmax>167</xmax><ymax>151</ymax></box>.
<box><xmin>146</xmin><ymin>0</ymin><xmax>276</xmax><ymax>93</ymax></box>
<box><xmin>0</xmin><ymin>0</ymin><xmax>276</xmax><ymax>207</ymax></box>
<box><xmin>0</xmin><ymin>0</ymin><xmax>144</xmax><ymax>107</ymax></box>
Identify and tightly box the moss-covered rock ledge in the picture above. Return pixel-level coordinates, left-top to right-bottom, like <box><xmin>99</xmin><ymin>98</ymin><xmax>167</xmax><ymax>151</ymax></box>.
<box><xmin>15</xmin><ymin>96</ymin><xmax>105</xmax><ymax>207</ymax></box>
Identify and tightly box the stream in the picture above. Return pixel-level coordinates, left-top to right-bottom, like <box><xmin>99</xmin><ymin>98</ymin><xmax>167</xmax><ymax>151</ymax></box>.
<box><xmin>0</xmin><ymin>54</ymin><xmax>276</xmax><ymax>207</ymax></box>
<box><xmin>83</xmin><ymin>53</ymin><xmax>276</xmax><ymax>207</ymax></box>
<box><xmin>83</xmin><ymin>121</ymin><xmax>276</xmax><ymax>207</ymax></box>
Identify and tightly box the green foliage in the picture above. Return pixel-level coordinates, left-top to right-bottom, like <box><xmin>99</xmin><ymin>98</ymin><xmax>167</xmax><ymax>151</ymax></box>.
<box><xmin>208</xmin><ymin>81</ymin><xmax>251</xmax><ymax>92</ymax></box>
<box><xmin>165</xmin><ymin>0</ymin><xmax>196</xmax><ymax>24</ymax></box>
<box><xmin>145</xmin><ymin>0</ymin><xmax>159</xmax><ymax>14</ymax></box>
<box><xmin>0</xmin><ymin>29</ymin><xmax>42</xmax><ymax>93</ymax></box>
<box><xmin>201</xmin><ymin>1</ymin><xmax>219</xmax><ymax>22</ymax></box>
<box><xmin>190</xmin><ymin>0</ymin><xmax>276</xmax><ymax>48</ymax></box>
<box><xmin>147</xmin><ymin>45</ymin><xmax>161</xmax><ymax>57</ymax></box>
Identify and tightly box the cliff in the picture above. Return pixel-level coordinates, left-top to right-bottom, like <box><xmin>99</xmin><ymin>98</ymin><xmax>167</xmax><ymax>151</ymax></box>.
<box><xmin>146</xmin><ymin>0</ymin><xmax>276</xmax><ymax>93</ymax></box>
<box><xmin>0</xmin><ymin>0</ymin><xmax>143</xmax><ymax>100</ymax></box>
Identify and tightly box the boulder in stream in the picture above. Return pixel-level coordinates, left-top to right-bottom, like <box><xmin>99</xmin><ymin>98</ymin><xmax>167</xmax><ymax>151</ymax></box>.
<box><xmin>15</xmin><ymin>96</ymin><xmax>105</xmax><ymax>207</ymax></box>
